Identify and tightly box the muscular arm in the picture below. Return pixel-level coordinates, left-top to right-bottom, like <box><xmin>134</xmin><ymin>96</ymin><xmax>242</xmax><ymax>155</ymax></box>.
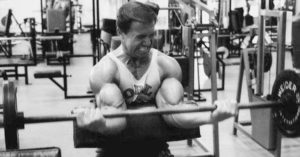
<box><xmin>156</xmin><ymin>78</ymin><xmax>214</xmax><ymax>128</ymax></box>
<box><xmin>156</xmin><ymin>55</ymin><xmax>236</xmax><ymax>128</ymax></box>
<box><xmin>77</xmin><ymin>56</ymin><xmax>127</xmax><ymax>134</ymax></box>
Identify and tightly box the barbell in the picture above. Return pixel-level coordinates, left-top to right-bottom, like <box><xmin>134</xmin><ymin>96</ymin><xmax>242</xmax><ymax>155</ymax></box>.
<box><xmin>1</xmin><ymin>70</ymin><xmax>300</xmax><ymax>150</ymax></box>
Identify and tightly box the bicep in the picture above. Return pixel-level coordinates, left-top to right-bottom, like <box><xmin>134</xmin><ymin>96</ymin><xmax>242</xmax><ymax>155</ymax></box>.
<box><xmin>156</xmin><ymin>78</ymin><xmax>184</xmax><ymax>107</ymax></box>
<box><xmin>161</xmin><ymin>56</ymin><xmax>182</xmax><ymax>82</ymax></box>
<box><xmin>157</xmin><ymin>55</ymin><xmax>185</xmax><ymax>105</ymax></box>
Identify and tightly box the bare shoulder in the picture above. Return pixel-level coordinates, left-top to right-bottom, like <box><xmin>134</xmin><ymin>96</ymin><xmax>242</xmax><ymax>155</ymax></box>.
<box><xmin>156</xmin><ymin>51</ymin><xmax>181</xmax><ymax>80</ymax></box>
<box><xmin>89</xmin><ymin>55</ymin><xmax>118</xmax><ymax>93</ymax></box>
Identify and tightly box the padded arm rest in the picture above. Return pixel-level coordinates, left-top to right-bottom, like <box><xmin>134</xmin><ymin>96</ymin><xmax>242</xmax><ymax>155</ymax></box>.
<box><xmin>34</xmin><ymin>70</ymin><xmax>63</xmax><ymax>78</ymax></box>
<box><xmin>74</xmin><ymin>106</ymin><xmax>200</xmax><ymax>148</ymax></box>
<box><xmin>0</xmin><ymin>147</ymin><xmax>61</xmax><ymax>157</ymax></box>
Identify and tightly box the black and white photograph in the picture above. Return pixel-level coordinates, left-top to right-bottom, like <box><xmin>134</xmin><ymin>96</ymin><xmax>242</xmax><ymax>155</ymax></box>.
<box><xmin>0</xmin><ymin>0</ymin><xmax>299</xmax><ymax>156</ymax></box>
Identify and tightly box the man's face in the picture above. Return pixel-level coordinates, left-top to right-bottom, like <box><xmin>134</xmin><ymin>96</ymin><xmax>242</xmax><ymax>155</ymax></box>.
<box><xmin>121</xmin><ymin>21</ymin><xmax>155</xmax><ymax>59</ymax></box>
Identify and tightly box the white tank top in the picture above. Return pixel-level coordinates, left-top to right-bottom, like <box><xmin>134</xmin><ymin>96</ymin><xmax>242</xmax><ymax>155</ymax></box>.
<box><xmin>108</xmin><ymin>48</ymin><xmax>161</xmax><ymax>105</ymax></box>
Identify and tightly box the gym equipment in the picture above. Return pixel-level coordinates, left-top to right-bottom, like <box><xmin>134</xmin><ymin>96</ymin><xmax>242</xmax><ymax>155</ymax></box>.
<box><xmin>292</xmin><ymin>15</ymin><xmax>300</xmax><ymax>69</ymax></box>
<box><xmin>248</xmin><ymin>50</ymin><xmax>272</xmax><ymax>73</ymax></box>
<box><xmin>234</xmin><ymin>9</ymin><xmax>289</xmax><ymax>156</ymax></box>
<box><xmin>2</xmin><ymin>9</ymin><xmax>12</xmax><ymax>36</ymax></box>
<box><xmin>2</xmin><ymin>69</ymin><xmax>300</xmax><ymax>148</ymax></box>
<box><xmin>0</xmin><ymin>70</ymin><xmax>8</xmax><ymax>80</ymax></box>
<box><xmin>203</xmin><ymin>51</ymin><xmax>225</xmax><ymax>80</ymax></box>
<box><xmin>217</xmin><ymin>46</ymin><xmax>229</xmax><ymax>59</ymax></box>
<box><xmin>0</xmin><ymin>17</ymin><xmax>37</xmax><ymax>85</ymax></box>
<box><xmin>74</xmin><ymin>105</ymin><xmax>200</xmax><ymax>148</ymax></box>
<box><xmin>229</xmin><ymin>8</ymin><xmax>244</xmax><ymax>33</ymax></box>
<box><xmin>40</xmin><ymin>0</ymin><xmax>74</xmax><ymax>59</ymax></box>
<box><xmin>34</xmin><ymin>55</ymin><xmax>94</xmax><ymax>99</ymax></box>
<box><xmin>271</xmin><ymin>70</ymin><xmax>300</xmax><ymax>137</ymax></box>
<box><xmin>181</xmin><ymin>2</ymin><xmax>219</xmax><ymax>155</ymax></box>
<box><xmin>0</xmin><ymin>147</ymin><xmax>61</xmax><ymax>157</ymax></box>
<box><xmin>46</xmin><ymin>9</ymin><xmax>66</xmax><ymax>33</ymax></box>
<box><xmin>203</xmin><ymin>50</ymin><xmax>212</xmax><ymax>77</ymax></box>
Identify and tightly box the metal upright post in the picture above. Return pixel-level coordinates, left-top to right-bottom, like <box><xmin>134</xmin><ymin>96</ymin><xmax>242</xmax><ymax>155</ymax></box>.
<box><xmin>273</xmin><ymin>11</ymin><xmax>286</xmax><ymax>157</ymax></box>
<box><xmin>257</xmin><ymin>13</ymin><xmax>265</xmax><ymax>95</ymax></box>
<box><xmin>210</xmin><ymin>28</ymin><xmax>219</xmax><ymax>157</ymax></box>
<box><xmin>277</xmin><ymin>11</ymin><xmax>286</xmax><ymax>74</ymax></box>
<box><xmin>233</xmin><ymin>51</ymin><xmax>244</xmax><ymax>135</ymax></box>
<box><xmin>40</xmin><ymin>0</ymin><xmax>44</xmax><ymax>34</ymax></box>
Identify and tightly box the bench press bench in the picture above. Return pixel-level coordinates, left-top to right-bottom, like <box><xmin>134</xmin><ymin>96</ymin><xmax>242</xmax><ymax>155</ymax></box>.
<box><xmin>34</xmin><ymin>70</ymin><xmax>64</xmax><ymax>78</ymax></box>
<box><xmin>0</xmin><ymin>57</ymin><xmax>36</xmax><ymax>84</ymax></box>
<box><xmin>34</xmin><ymin>56</ymin><xmax>94</xmax><ymax>99</ymax></box>
<box><xmin>0</xmin><ymin>147</ymin><xmax>61</xmax><ymax>157</ymax></box>
<box><xmin>34</xmin><ymin>70</ymin><xmax>67</xmax><ymax>91</ymax></box>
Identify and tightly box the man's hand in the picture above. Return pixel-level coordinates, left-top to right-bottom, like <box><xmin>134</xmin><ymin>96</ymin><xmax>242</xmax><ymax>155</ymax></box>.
<box><xmin>75</xmin><ymin>106</ymin><xmax>127</xmax><ymax>134</ymax></box>
<box><xmin>211</xmin><ymin>99</ymin><xmax>237</xmax><ymax>122</ymax></box>
<box><xmin>76</xmin><ymin>108</ymin><xmax>106</xmax><ymax>132</ymax></box>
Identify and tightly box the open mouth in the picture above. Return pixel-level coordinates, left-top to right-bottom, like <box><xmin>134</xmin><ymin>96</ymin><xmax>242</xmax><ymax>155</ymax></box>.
<box><xmin>137</xmin><ymin>46</ymin><xmax>151</xmax><ymax>55</ymax></box>
<box><xmin>139</xmin><ymin>46</ymin><xmax>150</xmax><ymax>52</ymax></box>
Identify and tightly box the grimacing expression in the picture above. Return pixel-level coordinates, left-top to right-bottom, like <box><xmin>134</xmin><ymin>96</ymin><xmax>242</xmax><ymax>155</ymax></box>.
<box><xmin>121</xmin><ymin>21</ymin><xmax>156</xmax><ymax>59</ymax></box>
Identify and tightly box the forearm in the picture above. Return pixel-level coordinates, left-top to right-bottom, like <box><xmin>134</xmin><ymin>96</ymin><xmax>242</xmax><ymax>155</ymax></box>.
<box><xmin>161</xmin><ymin>100</ymin><xmax>237</xmax><ymax>128</ymax></box>
<box><xmin>81</xmin><ymin>83</ymin><xmax>127</xmax><ymax>135</ymax></box>
<box><xmin>156</xmin><ymin>77</ymin><xmax>235</xmax><ymax>128</ymax></box>
<box><xmin>161</xmin><ymin>104</ymin><xmax>213</xmax><ymax>128</ymax></box>
<box><xmin>97</xmin><ymin>107</ymin><xmax>127</xmax><ymax>135</ymax></box>
<box><xmin>155</xmin><ymin>78</ymin><xmax>213</xmax><ymax>128</ymax></box>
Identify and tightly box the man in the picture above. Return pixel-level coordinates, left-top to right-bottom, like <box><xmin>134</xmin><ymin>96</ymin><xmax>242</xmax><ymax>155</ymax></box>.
<box><xmin>76</xmin><ymin>1</ymin><xmax>237</xmax><ymax>157</ymax></box>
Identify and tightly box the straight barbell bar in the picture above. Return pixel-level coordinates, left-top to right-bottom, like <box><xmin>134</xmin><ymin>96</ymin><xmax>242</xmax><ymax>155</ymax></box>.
<box><xmin>0</xmin><ymin>100</ymin><xmax>282</xmax><ymax>125</ymax></box>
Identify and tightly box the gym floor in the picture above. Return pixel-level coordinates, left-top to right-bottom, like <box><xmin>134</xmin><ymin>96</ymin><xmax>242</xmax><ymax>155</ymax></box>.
<box><xmin>0</xmin><ymin>33</ymin><xmax>300</xmax><ymax>157</ymax></box>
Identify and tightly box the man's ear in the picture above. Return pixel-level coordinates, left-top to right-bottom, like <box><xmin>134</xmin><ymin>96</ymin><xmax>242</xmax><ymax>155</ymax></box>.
<box><xmin>117</xmin><ymin>27</ymin><xmax>124</xmax><ymax>39</ymax></box>
<box><xmin>118</xmin><ymin>28</ymin><xmax>127</xmax><ymax>44</ymax></box>
<box><xmin>116</xmin><ymin>27</ymin><xmax>121</xmax><ymax>35</ymax></box>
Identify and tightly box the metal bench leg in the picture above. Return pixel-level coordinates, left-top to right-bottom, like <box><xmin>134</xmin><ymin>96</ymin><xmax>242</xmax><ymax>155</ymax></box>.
<box><xmin>25</xmin><ymin>66</ymin><xmax>28</xmax><ymax>84</ymax></box>
<box><xmin>15</xmin><ymin>66</ymin><xmax>18</xmax><ymax>80</ymax></box>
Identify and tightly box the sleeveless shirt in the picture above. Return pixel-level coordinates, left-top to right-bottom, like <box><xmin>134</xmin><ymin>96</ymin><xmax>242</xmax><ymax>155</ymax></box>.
<box><xmin>107</xmin><ymin>47</ymin><xmax>161</xmax><ymax>105</ymax></box>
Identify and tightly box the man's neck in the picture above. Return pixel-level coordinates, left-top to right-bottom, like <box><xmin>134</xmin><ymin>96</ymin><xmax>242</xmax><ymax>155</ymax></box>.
<box><xmin>123</xmin><ymin>51</ymin><xmax>151</xmax><ymax>68</ymax></box>
<box><xmin>127</xmin><ymin>56</ymin><xmax>150</xmax><ymax>67</ymax></box>
<box><xmin>115</xmin><ymin>45</ymin><xmax>151</xmax><ymax>68</ymax></box>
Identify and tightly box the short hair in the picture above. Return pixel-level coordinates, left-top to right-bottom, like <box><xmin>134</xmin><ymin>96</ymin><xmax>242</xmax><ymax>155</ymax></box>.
<box><xmin>117</xmin><ymin>1</ymin><xmax>159</xmax><ymax>34</ymax></box>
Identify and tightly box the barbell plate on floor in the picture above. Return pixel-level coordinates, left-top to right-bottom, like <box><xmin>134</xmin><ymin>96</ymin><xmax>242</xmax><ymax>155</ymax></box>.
<box><xmin>271</xmin><ymin>70</ymin><xmax>300</xmax><ymax>137</ymax></box>
<box><xmin>3</xmin><ymin>81</ymin><xmax>19</xmax><ymax>149</ymax></box>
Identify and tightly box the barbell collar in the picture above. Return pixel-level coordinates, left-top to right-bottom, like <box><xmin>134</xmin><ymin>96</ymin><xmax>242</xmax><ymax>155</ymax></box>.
<box><xmin>22</xmin><ymin>115</ymin><xmax>75</xmax><ymax>124</ymax></box>
<box><xmin>238</xmin><ymin>101</ymin><xmax>282</xmax><ymax>109</ymax></box>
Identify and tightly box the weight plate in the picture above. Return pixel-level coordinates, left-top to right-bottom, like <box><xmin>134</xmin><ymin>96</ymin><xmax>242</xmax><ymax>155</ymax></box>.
<box><xmin>271</xmin><ymin>70</ymin><xmax>300</xmax><ymax>137</ymax></box>
<box><xmin>203</xmin><ymin>52</ymin><xmax>212</xmax><ymax>77</ymax></box>
<box><xmin>3</xmin><ymin>81</ymin><xmax>19</xmax><ymax>149</ymax></box>
<box><xmin>217</xmin><ymin>46</ymin><xmax>229</xmax><ymax>59</ymax></box>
